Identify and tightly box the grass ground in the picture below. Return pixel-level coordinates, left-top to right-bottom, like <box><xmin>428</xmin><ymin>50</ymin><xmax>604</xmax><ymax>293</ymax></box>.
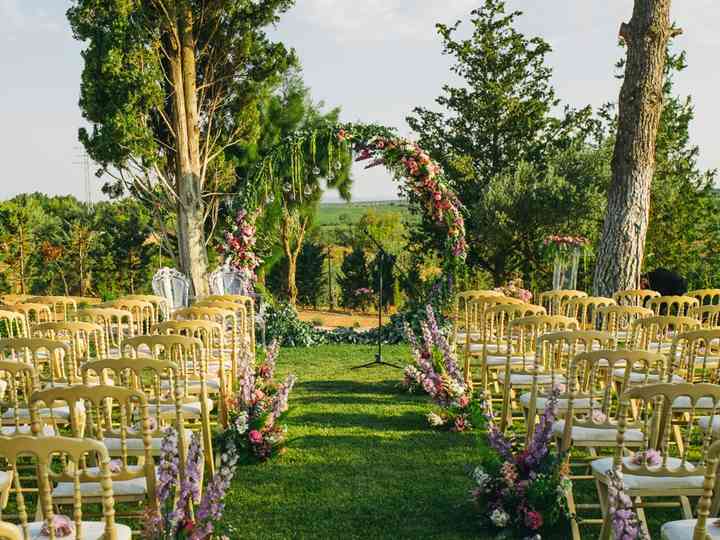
<box><xmin>222</xmin><ymin>345</ymin><xmax>680</xmax><ymax>539</ymax></box>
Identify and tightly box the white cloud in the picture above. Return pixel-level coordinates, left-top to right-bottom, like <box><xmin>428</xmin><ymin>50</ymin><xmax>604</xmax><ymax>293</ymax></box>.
<box><xmin>293</xmin><ymin>0</ymin><xmax>478</xmax><ymax>42</ymax></box>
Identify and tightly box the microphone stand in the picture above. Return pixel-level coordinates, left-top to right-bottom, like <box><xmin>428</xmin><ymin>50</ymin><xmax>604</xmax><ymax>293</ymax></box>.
<box><xmin>351</xmin><ymin>228</ymin><xmax>403</xmax><ymax>370</ymax></box>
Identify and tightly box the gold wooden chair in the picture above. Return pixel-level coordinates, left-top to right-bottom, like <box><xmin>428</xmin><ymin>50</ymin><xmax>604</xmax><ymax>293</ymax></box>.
<box><xmin>564</xmin><ymin>296</ymin><xmax>616</xmax><ymax>330</ymax></box>
<box><xmin>0</xmin><ymin>434</ymin><xmax>131</xmax><ymax>539</ymax></box>
<box><xmin>692</xmin><ymin>305</ymin><xmax>720</xmax><ymax>329</ymax></box>
<box><xmin>498</xmin><ymin>315</ymin><xmax>580</xmax><ymax>431</ymax></box>
<box><xmin>30</xmin><ymin>385</ymin><xmax>157</xmax><ymax>515</ymax></box>
<box><xmin>593</xmin><ymin>383</ymin><xmax>720</xmax><ymax>540</ymax></box>
<box><xmin>629</xmin><ymin>316</ymin><xmax>702</xmax><ymax>356</ymax></box>
<box><xmin>0</xmin><ymin>338</ymin><xmax>74</xmax><ymax>388</ymax></box>
<box><xmin>539</xmin><ymin>289</ymin><xmax>588</xmax><ymax>316</ymax></box>
<box><xmin>613</xmin><ymin>289</ymin><xmax>660</xmax><ymax>307</ymax></box>
<box><xmin>688</xmin><ymin>289</ymin><xmax>720</xmax><ymax>308</ymax></box>
<box><xmin>75</xmin><ymin>307</ymin><xmax>134</xmax><ymax>356</ymax></box>
<box><xmin>659</xmin><ymin>439</ymin><xmax>720</xmax><ymax>539</ymax></box>
<box><xmin>32</xmin><ymin>321</ymin><xmax>107</xmax><ymax>377</ymax></box>
<box><xmin>0</xmin><ymin>312</ymin><xmax>27</xmax><ymax>339</ymax></box>
<box><xmin>0</xmin><ymin>360</ymin><xmax>54</xmax><ymax>436</ymax></box>
<box><xmin>450</xmin><ymin>290</ymin><xmax>504</xmax><ymax>347</ymax></box>
<box><xmin>194</xmin><ymin>298</ymin><xmax>253</xmax><ymax>359</ymax></box>
<box><xmin>648</xmin><ymin>295</ymin><xmax>701</xmax><ymax>318</ymax></box>
<box><xmin>557</xmin><ymin>349</ymin><xmax>667</xmax><ymax>539</ymax></box>
<box><xmin>101</xmin><ymin>299</ymin><xmax>154</xmax><ymax>336</ymax></box>
<box><xmin>523</xmin><ymin>330</ymin><xmax>615</xmax><ymax>435</ymax></box>
<box><xmin>474</xmin><ymin>302</ymin><xmax>546</xmax><ymax>394</ymax></box>
<box><xmin>598</xmin><ymin>304</ymin><xmax>653</xmax><ymax>346</ymax></box>
<box><xmin>122</xmin><ymin>294</ymin><xmax>170</xmax><ymax>324</ymax></box>
<box><xmin>122</xmin><ymin>335</ymin><xmax>213</xmax><ymax>472</ymax></box>
<box><xmin>10</xmin><ymin>303</ymin><xmax>52</xmax><ymax>331</ymax></box>
<box><xmin>26</xmin><ymin>296</ymin><xmax>78</xmax><ymax>322</ymax></box>
<box><xmin>0</xmin><ymin>521</ymin><xmax>21</xmax><ymax>540</ymax></box>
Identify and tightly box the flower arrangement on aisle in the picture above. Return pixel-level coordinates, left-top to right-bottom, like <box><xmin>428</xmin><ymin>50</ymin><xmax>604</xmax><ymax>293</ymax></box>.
<box><xmin>494</xmin><ymin>277</ymin><xmax>533</xmax><ymax>303</ymax></box>
<box><xmin>219</xmin><ymin>208</ymin><xmax>261</xmax><ymax>295</ymax></box>
<box><xmin>344</xmin><ymin>128</ymin><xmax>467</xmax><ymax>262</ymax></box>
<box><xmin>605</xmin><ymin>465</ymin><xmax>650</xmax><ymax>540</ymax></box>
<box><xmin>470</xmin><ymin>389</ymin><xmax>571</xmax><ymax>537</ymax></box>
<box><xmin>217</xmin><ymin>340</ymin><xmax>297</xmax><ymax>462</ymax></box>
<box><xmin>402</xmin><ymin>305</ymin><xmax>485</xmax><ymax>432</ymax></box>
<box><xmin>143</xmin><ymin>429</ymin><xmax>238</xmax><ymax>540</ymax></box>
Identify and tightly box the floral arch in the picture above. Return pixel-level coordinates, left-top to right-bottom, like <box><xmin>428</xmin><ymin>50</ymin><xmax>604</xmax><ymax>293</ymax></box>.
<box><xmin>221</xmin><ymin>123</ymin><xmax>467</xmax><ymax>291</ymax></box>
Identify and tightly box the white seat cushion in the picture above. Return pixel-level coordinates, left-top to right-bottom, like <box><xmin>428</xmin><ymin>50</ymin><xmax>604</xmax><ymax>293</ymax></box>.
<box><xmin>552</xmin><ymin>420</ymin><xmax>644</xmax><ymax>443</ymax></box>
<box><xmin>53</xmin><ymin>466</ymin><xmax>150</xmax><ymax>498</ymax></box>
<box><xmin>25</xmin><ymin>520</ymin><xmax>132</xmax><ymax>540</ymax></box>
<box><xmin>497</xmin><ymin>372</ymin><xmax>565</xmax><ymax>386</ymax></box>
<box><xmin>161</xmin><ymin>378</ymin><xmax>221</xmax><ymax>392</ymax></box>
<box><xmin>612</xmin><ymin>369</ymin><xmax>684</xmax><ymax>384</ymax></box>
<box><xmin>592</xmin><ymin>456</ymin><xmax>702</xmax><ymax>490</ymax></box>
<box><xmin>0</xmin><ymin>425</ymin><xmax>55</xmax><ymax>436</ymax></box>
<box><xmin>520</xmin><ymin>393</ymin><xmax>600</xmax><ymax>410</ymax></box>
<box><xmin>697</xmin><ymin>415</ymin><xmax>720</xmax><ymax>435</ymax></box>
<box><xmin>103</xmin><ymin>428</ymin><xmax>193</xmax><ymax>454</ymax></box>
<box><xmin>2</xmin><ymin>406</ymin><xmax>72</xmax><ymax>421</ymax></box>
<box><xmin>484</xmin><ymin>354</ymin><xmax>529</xmax><ymax>367</ymax></box>
<box><xmin>672</xmin><ymin>396</ymin><xmax>719</xmax><ymax>409</ymax></box>
<box><xmin>661</xmin><ymin>519</ymin><xmax>720</xmax><ymax>540</ymax></box>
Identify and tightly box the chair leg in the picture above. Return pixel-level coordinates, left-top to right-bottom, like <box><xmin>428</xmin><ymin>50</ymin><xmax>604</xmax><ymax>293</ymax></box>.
<box><xmin>680</xmin><ymin>495</ymin><xmax>693</xmax><ymax>519</ymax></box>
<box><xmin>634</xmin><ymin>496</ymin><xmax>649</xmax><ymax>534</ymax></box>
<box><xmin>565</xmin><ymin>482</ymin><xmax>581</xmax><ymax>540</ymax></box>
<box><xmin>596</xmin><ymin>478</ymin><xmax>612</xmax><ymax>540</ymax></box>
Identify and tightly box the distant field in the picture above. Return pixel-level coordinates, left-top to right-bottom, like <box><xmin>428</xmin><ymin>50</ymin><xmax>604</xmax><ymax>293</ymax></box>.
<box><xmin>315</xmin><ymin>200</ymin><xmax>412</xmax><ymax>227</ymax></box>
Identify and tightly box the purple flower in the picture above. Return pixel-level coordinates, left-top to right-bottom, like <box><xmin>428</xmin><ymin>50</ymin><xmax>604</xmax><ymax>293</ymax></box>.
<box><xmin>192</xmin><ymin>446</ymin><xmax>239</xmax><ymax>540</ymax></box>
<box><xmin>156</xmin><ymin>427</ymin><xmax>180</xmax><ymax>504</ymax></box>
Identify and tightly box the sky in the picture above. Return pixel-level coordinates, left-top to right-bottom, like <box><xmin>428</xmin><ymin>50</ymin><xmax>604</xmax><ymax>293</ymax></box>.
<box><xmin>1</xmin><ymin>1</ymin><xmax>719</xmax><ymax>203</ymax></box>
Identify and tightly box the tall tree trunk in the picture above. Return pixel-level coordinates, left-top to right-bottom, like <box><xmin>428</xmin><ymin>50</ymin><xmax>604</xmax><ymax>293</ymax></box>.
<box><xmin>593</xmin><ymin>0</ymin><xmax>673</xmax><ymax>296</ymax></box>
<box><xmin>170</xmin><ymin>6</ymin><xmax>209</xmax><ymax>297</ymax></box>
<box><xmin>280</xmin><ymin>212</ymin><xmax>308</xmax><ymax>307</ymax></box>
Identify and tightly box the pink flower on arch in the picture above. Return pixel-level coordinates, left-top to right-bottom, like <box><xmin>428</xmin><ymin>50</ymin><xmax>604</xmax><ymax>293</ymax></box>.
<box><xmin>248</xmin><ymin>430</ymin><xmax>263</xmax><ymax>445</ymax></box>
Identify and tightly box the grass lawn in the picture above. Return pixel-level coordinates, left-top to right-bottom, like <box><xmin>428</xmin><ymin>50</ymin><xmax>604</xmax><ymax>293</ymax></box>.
<box><xmin>222</xmin><ymin>344</ymin><xmax>681</xmax><ymax>539</ymax></box>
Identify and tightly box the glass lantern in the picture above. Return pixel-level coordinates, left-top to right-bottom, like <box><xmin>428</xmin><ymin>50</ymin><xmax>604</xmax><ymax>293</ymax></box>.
<box><xmin>552</xmin><ymin>245</ymin><xmax>581</xmax><ymax>290</ymax></box>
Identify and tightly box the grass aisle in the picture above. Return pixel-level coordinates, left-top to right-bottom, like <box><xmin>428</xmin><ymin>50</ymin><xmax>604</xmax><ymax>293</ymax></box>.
<box><xmin>223</xmin><ymin>345</ymin><xmax>483</xmax><ymax>539</ymax></box>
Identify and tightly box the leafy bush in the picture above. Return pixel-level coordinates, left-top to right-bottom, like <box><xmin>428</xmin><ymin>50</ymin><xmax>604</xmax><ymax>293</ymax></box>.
<box><xmin>338</xmin><ymin>247</ymin><xmax>370</xmax><ymax>309</ymax></box>
<box><xmin>261</xmin><ymin>302</ymin><xmax>326</xmax><ymax>347</ymax></box>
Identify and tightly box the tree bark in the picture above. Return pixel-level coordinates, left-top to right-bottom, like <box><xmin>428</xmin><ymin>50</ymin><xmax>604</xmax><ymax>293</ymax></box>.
<box><xmin>593</xmin><ymin>0</ymin><xmax>672</xmax><ymax>297</ymax></box>
<box><xmin>280</xmin><ymin>212</ymin><xmax>308</xmax><ymax>307</ymax></box>
<box><xmin>170</xmin><ymin>4</ymin><xmax>209</xmax><ymax>297</ymax></box>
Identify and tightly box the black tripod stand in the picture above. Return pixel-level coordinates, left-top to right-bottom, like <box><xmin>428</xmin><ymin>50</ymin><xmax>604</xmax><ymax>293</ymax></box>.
<box><xmin>351</xmin><ymin>229</ymin><xmax>403</xmax><ymax>370</ymax></box>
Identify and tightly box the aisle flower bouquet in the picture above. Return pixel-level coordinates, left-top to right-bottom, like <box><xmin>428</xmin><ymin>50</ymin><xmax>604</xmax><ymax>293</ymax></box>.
<box><xmin>219</xmin><ymin>208</ymin><xmax>261</xmax><ymax>295</ymax></box>
<box><xmin>218</xmin><ymin>340</ymin><xmax>297</xmax><ymax>462</ymax></box>
<box><xmin>402</xmin><ymin>305</ymin><xmax>485</xmax><ymax>432</ymax></box>
<box><xmin>470</xmin><ymin>389</ymin><xmax>571</xmax><ymax>538</ymax></box>
<box><xmin>143</xmin><ymin>429</ymin><xmax>237</xmax><ymax>540</ymax></box>
<box><xmin>494</xmin><ymin>278</ymin><xmax>533</xmax><ymax>303</ymax></box>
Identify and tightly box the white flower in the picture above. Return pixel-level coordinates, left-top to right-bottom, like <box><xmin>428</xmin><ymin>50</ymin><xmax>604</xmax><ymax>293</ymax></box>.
<box><xmin>234</xmin><ymin>411</ymin><xmax>249</xmax><ymax>434</ymax></box>
<box><xmin>473</xmin><ymin>466</ymin><xmax>491</xmax><ymax>491</ymax></box>
<box><xmin>490</xmin><ymin>508</ymin><xmax>510</xmax><ymax>528</ymax></box>
<box><xmin>427</xmin><ymin>412</ymin><xmax>446</xmax><ymax>427</ymax></box>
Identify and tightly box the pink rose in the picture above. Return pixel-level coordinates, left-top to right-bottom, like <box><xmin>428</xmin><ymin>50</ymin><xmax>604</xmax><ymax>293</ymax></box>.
<box><xmin>525</xmin><ymin>510</ymin><xmax>543</xmax><ymax>530</ymax></box>
<box><xmin>458</xmin><ymin>395</ymin><xmax>470</xmax><ymax>408</ymax></box>
<box><xmin>248</xmin><ymin>430</ymin><xmax>263</xmax><ymax>444</ymax></box>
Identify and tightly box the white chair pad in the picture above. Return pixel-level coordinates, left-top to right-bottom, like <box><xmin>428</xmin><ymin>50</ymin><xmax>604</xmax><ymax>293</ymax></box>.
<box><xmin>672</xmin><ymin>396</ymin><xmax>719</xmax><ymax>409</ymax></box>
<box><xmin>153</xmin><ymin>399</ymin><xmax>214</xmax><ymax>419</ymax></box>
<box><xmin>53</xmin><ymin>466</ymin><xmax>149</xmax><ymax>498</ymax></box>
<box><xmin>484</xmin><ymin>354</ymin><xmax>528</xmax><ymax>367</ymax></box>
<box><xmin>612</xmin><ymin>369</ymin><xmax>684</xmax><ymax>384</ymax></box>
<box><xmin>103</xmin><ymin>428</ymin><xmax>193</xmax><ymax>454</ymax></box>
<box><xmin>520</xmin><ymin>393</ymin><xmax>599</xmax><ymax>410</ymax></box>
<box><xmin>592</xmin><ymin>456</ymin><xmax>702</xmax><ymax>490</ymax></box>
<box><xmin>552</xmin><ymin>420</ymin><xmax>644</xmax><ymax>443</ymax></box>
<box><xmin>0</xmin><ymin>425</ymin><xmax>55</xmax><ymax>436</ymax></box>
<box><xmin>2</xmin><ymin>406</ymin><xmax>74</xmax><ymax>421</ymax></box>
<box><xmin>161</xmin><ymin>378</ymin><xmax>221</xmax><ymax>392</ymax></box>
<box><xmin>661</xmin><ymin>519</ymin><xmax>720</xmax><ymax>540</ymax></box>
<box><xmin>26</xmin><ymin>520</ymin><xmax>132</xmax><ymax>540</ymax></box>
<box><xmin>497</xmin><ymin>372</ymin><xmax>565</xmax><ymax>386</ymax></box>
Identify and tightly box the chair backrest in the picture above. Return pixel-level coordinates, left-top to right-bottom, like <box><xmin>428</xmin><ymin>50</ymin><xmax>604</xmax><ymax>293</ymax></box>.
<box><xmin>616</xmin><ymin>383</ymin><xmax>720</xmax><ymax>482</ymax></box>
<box><xmin>613</xmin><ymin>289</ymin><xmax>660</xmax><ymax>307</ymax></box>
<box><xmin>33</xmin><ymin>321</ymin><xmax>106</xmax><ymax>366</ymax></box>
<box><xmin>30</xmin><ymin>384</ymin><xmax>156</xmax><ymax>502</ymax></box>
<box><xmin>208</xmin><ymin>264</ymin><xmax>248</xmax><ymax>295</ymax></box>
<box><xmin>630</xmin><ymin>315</ymin><xmax>701</xmax><ymax>354</ymax></box>
<box><xmin>691</xmin><ymin>305</ymin><xmax>720</xmax><ymax>329</ymax></box>
<box><xmin>538</xmin><ymin>290</ymin><xmax>588</xmax><ymax>316</ymax></box>
<box><xmin>559</xmin><ymin>349</ymin><xmax>667</xmax><ymax>452</ymax></box>
<box><xmin>122</xmin><ymin>294</ymin><xmax>170</xmax><ymax>323</ymax></box>
<box><xmin>452</xmin><ymin>290</ymin><xmax>504</xmax><ymax>335</ymax></box>
<box><xmin>564</xmin><ymin>296</ymin><xmax>616</xmax><ymax>330</ymax></box>
<box><xmin>648</xmin><ymin>295</ymin><xmax>700</xmax><ymax>317</ymax></box>
<box><xmin>0</xmin><ymin>360</ymin><xmax>39</xmax><ymax>432</ymax></box>
<box><xmin>671</xmin><ymin>329</ymin><xmax>720</xmax><ymax>384</ymax></box>
<box><xmin>75</xmin><ymin>307</ymin><xmax>133</xmax><ymax>353</ymax></box>
<box><xmin>152</xmin><ymin>267</ymin><xmax>191</xmax><ymax>311</ymax></box>
<box><xmin>11</xmin><ymin>303</ymin><xmax>52</xmax><ymax>328</ymax></box>
<box><xmin>0</xmin><ymin>295</ymin><xmax>30</xmax><ymax>306</ymax></box>
<box><xmin>101</xmin><ymin>299</ymin><xmax>154</xmax><ymax>335</ymax></box>
<box><xmin>0</xmin><ymin>521</ymin><xmax>21</xmax><ymax>540</ymax></box>
<box><xmin>0</xmin><ymin>338</ymin><xmax>73</xmax><ymax>387</ymax></box>
<box><xmin>0</xmin><ymin>434</ymin><xmax>119</xmax><ymax>540</ymax></box>
<box><xmin>688</xmin><ymin>289</ymin><xmax>720</xmax><ymax>308</ymax></box>
<box><xmin>0</xmin><ymin>310</ymin><xmax>27</xmax><ymax>338</ymax></box>
<box><xmin>506</xmin><ymin>315</ymin><xmax>580</xmax><ymax>366</ymax></box>
<box><xmin>26</xmin><ymin>296</ymin><xmax>78</xmax><ymax>322</ymax></box>
<box><xmin>687</xmin><ymin>439</ymin><xmax>720</xmax><ymax>540</ymax></box>
<box><xmin>598</xmin><ymin>305</ymin><xmax>653</xmax><ymax>342</ymax></box>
